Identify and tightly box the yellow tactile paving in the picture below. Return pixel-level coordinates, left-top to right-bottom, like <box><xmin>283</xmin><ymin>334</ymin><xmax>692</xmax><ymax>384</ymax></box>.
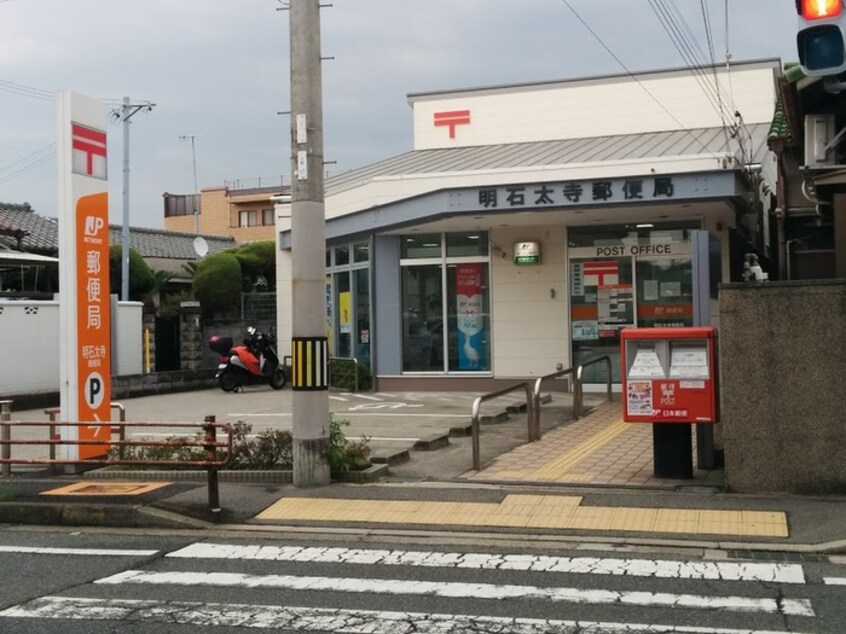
<box><xmin>256</xmin><ymin>493</ymin><xmax>789</xmax><ymax>538</ymax></box>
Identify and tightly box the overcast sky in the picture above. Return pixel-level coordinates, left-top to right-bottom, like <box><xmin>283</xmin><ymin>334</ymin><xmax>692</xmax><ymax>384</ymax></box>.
<box><xmin>0</xmin><ymin>0</ymin><xmax>797</xmax><ymax>229</ymax></box>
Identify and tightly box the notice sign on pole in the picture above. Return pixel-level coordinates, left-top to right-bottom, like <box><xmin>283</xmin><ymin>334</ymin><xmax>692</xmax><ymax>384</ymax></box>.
<box><xmin>58</xmin><ymin>91</ymin><xmax>111</xmax><ymax>461</ymax></box>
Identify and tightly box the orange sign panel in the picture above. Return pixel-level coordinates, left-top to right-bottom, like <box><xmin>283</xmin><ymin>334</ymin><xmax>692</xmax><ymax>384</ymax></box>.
<box><xmin>75</xmin><ymin>192</ymin><xmax>111</xmax><ymax>459</ymax></box>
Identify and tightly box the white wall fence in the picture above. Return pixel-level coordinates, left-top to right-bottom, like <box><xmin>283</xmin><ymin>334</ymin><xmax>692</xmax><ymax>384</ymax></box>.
<box><xmin>0</xmin><ymin>298</ymin><xmax>143</xmax><ymax>396</ymax></box>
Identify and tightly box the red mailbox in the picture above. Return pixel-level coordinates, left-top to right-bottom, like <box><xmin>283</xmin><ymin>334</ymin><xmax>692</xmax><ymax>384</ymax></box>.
<box><xmin>621</xmin><ymin>326</ymin><xmax>718</xmax><ymax>424</ymax></box>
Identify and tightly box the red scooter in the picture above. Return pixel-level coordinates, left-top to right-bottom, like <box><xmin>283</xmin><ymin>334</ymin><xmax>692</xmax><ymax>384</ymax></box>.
<box><xmin>208</xmin><ymin>327</ymin><xmax>287</xmax><ymax>392</ymax></box>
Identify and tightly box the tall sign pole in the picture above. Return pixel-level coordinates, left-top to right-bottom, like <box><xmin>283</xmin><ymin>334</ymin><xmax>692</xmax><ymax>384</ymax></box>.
<box><xmin>57</xmin><ymin>91</ymin><xmax>112</xmax><ymax>462</ymax></box>
<box><xmin>290</xmin><ymin>0</ymin><xmax>330</xmax><ymax>486</ymax></box>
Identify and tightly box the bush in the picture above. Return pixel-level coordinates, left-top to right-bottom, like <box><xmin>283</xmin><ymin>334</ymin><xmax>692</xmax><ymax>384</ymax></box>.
<box><xmin>329</xmin><ymin>359</ymin><xmax>372</xmax><ymax>392</ymax></box>
<box><xmin>327</xmin><ymin>415</ymin><xmax>372</xmax><ymax>472</ymax></box>
<box><xmin>193</xmin><ymin>252</ymin><xmax>242</xmax><ymax>315</ymax></box>
<box><xmin>108</xmin><ymin>246</ymin><xmax>155</xmax><ymax>301</ymax></box>
<box><xmin>110</xmin><ymin>417</ymin><xmax>370</xmax><ymax>472</ymax></box>
<box><xmin>233</xmin><ymin>241</ymin><xmax>276</xmax><ymax>292</ymax></box>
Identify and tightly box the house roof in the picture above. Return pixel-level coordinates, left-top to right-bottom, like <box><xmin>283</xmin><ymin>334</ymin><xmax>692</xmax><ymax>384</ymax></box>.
<box><xmin>326</xmin><ymin>123</ymin><xmax>773</xmax><ymax>198</ymax></box>
<box><xmin>0</xmin><ymin>202</ymin><xmax>239</xmax><ymax>259</ymax></box>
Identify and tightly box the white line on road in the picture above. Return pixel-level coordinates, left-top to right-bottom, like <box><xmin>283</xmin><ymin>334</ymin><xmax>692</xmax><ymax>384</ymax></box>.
<box><xmin>165</xmin><ymin>543</ymin><xmax>807</xmax><ymax>585</ymax></box>
<box><xmin>824</xmin><ymin>577</ymin><xmax>846</xmax><ymax>586</ymax></box>
<box><xmin>95</xmin><ymin>570</ymin><xmax>814</xmax><ymax>616</ymax></box>
<box><xmin>0</xmin><ymin>596</ymin><xmax>806</xmax><ymax>633</ymax></box>
<box><xmin>329</xmin><ymin>396</ymin><xmax>349</xmax><ymax>401</ymax></box>
<box><xmin>0</xmin><ymin>546</ymin><xmax>158</xmax><ymax>557</ymax></box>
<box><xmin>349</xmin><ymin>393</ymin><xmax>383</xmax><ymax>401</ymax></box>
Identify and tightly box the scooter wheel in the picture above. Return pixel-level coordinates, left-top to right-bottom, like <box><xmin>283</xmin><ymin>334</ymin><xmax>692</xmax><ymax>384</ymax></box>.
<box><xmin>270</xmin><ymin>367</ymin><xmax>287</xmax><ymax>390</ymax></box>
<box><xmin>219</xmin><ymin>370</ymin><xmax>239</xmax><ymax>393</ymax></box>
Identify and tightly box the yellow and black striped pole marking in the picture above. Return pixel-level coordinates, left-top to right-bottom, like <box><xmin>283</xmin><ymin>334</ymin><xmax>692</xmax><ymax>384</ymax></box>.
<box><xmin>291</xmin><ymin>337</ymin><xmax>329</xmax><ymax>391</ymax></box>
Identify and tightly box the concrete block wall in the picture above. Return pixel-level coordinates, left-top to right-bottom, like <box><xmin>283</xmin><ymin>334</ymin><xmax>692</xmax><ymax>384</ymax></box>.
<box><xmin>719</xmin><ymin>280</ymin><xmax>846</xmax><ymax>494</ymax></box>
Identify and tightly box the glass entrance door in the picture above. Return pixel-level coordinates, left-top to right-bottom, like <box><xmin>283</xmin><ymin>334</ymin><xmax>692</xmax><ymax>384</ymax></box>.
<box><xmin>570</xmin><ymin>257</ymin><xmax>634</xmax><ymax>383</ymax></box>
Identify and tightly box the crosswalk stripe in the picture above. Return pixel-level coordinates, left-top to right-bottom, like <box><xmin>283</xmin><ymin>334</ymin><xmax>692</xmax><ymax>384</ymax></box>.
<box><xmin>94</xmin><ymin>569</ymin><xmax>814</xmax><ymax>616</ymax></box>
<box><xmin>0</xmin><ymin>546</ymin><xmax>158</xmax><ymax>557</ymax></box>
<box><xmin>824</xmin><ymin>577</ymin><xmax>846</xmax><ymax>585</ymax></box>
<box><xmin>165</xmin><ymin>543</ymin><xmax>806</xmax><ymax>584</ymax></box>
<box><xmin>0</xmin><ymin>596</ymin><xmax>809</xmax><ymax>633</ymax></box>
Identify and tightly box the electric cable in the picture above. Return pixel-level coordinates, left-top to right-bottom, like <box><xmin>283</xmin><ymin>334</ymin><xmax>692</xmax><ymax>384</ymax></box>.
<box><xmin>559</xmin><ymin>0</ymin><xmax>723</xmax><ymax>160</ymax></box>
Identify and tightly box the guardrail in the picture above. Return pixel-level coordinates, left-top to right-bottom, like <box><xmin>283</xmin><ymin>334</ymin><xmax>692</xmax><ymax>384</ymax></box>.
<box><xmin>0</xmin><ymin>402</ymin><xmax>231</xmax><ymax>513</ymax></box>
<box><xmin>44</xmin><ymin>403</ymin><xmax>127</xmax><ymax>469</ymax></box>
<box><xmin>470</xmin><ymin>382</ymin><xmax>533</xmax><ymax>471</ymax></box>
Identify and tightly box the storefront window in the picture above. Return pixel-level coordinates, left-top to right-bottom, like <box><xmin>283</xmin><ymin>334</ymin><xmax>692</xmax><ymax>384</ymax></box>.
<box><xmin>402</xmin><ymin>234</ymin><xmax>441</xmax><ymax>259</ymax></box>
<box><xmin>326</xmin><ymin>240</ymin><xmax>371</xmax><ymax>366</ymax></box>
<box><xmin>568</xmin><ymin>223</ymin><xmax>699</xmax><ymax>384</ymax></box>
<box><xmin>446</xmin><ymin>232</ymin><xmax>488</xmax><ymax>257</ymax></box>
<box><xmin>353</xmin><ymin>242</ymin><xmax>370</xmax><ymax>263</ymax></box>
<box><xmin>401</xmin><ymin>232</ymin><xmax>490</xmax><ymax>373</ymax></box>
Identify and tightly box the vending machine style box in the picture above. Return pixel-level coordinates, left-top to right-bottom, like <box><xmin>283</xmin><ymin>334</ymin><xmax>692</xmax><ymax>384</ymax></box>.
<box><xmin>621</xmin><ymin>327</ymin><xmax>718</xmax><ymax>424</ymax></box>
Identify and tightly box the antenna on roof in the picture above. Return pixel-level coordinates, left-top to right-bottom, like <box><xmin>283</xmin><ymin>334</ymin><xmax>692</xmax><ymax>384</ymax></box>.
<box><xmin>193</xmin><ymin>236</ymin><xmax>208</xmax><ymax>259</ymax></box>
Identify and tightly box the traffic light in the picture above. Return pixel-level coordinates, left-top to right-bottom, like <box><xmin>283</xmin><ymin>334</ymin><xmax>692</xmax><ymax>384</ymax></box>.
<box><xmin>796</xmin><ymin>0</ymin><xmax>846</xmax><ymax>76</ymax></box>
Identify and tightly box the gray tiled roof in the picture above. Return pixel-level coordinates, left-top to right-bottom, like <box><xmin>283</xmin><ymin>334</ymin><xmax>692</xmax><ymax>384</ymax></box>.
<box><xmin>0</xmin><ymin>203</ymin><xmax>57</xmax><ymax>252</ymax></box>
<box><xmin>327</xmin><ymin>123</ymin><xmax>772</xmax><ymax>197</ymax></box>
<box><xmin>0</xmin><ymin>203</ymin><xmax>239</xmax><ymax>259</ymax></box>
<box><xmin>107</xmin><ymin>226</ymin><xmax>237</xmax><ymax>259</ymax></box>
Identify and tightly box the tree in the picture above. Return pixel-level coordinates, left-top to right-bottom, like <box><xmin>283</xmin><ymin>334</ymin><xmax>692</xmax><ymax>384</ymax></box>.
<box><xmin>108</xmin><ymin>246</ymin><xmax>154</xmax><ymax>301</ymax></box>
<box><xmin>232</xmin><ymin>240</ymin><xmax>276</xmax><ymax>292</ymax></box>
<box><xmin>192</xmin><ymin>251</ymin><xmax>242</xmax><ymax>315</ymax></box>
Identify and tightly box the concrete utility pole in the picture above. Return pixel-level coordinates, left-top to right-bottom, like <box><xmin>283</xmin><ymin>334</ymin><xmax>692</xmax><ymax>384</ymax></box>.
<box><xmin>119</xmin><ymin>97</ymin><xmax>154</xmax><ymax>302</ymax></box>
<box><xmin>179</xmin><ymin>134</ymin><xmax>200</xmax><ymax>234</ymax></box>
<box><xmin>290</xmin><ymin>0</ymin><xmax>330</xmax><ymax>486</ymax></box>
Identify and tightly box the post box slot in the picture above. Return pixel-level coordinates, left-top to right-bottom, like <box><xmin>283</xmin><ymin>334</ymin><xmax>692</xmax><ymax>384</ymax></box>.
<box><xmin>626</xmin><ymin>342</ymin><xmax>667</xmax><ymax>379</ymax></box>
<box><xmin>668</xmin><ymin>341</ymin><xmax>710</xmax><ymax>379</ymax></box>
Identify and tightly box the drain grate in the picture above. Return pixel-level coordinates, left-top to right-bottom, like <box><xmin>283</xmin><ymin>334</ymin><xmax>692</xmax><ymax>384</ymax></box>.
<box><xmin>727</xmin><ymin>550</ymin><xmax>828</xmax><ymax>563</ymax></box>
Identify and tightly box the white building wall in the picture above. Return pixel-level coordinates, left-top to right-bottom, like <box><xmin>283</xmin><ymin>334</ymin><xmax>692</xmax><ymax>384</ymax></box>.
<box><xmin>0</xmin><ymin>300</ymin><xmax>143</xmax><ymax>396</ymax></box>
<box><xmin>0</xmin><ymin>302</ymin><xmax>60</xmax><ymax>393</ymax></box>
<box><xmin>490</xmin><ymin>226</ymin><xmax>569</xmax><ymax>377</ymax></box>
<box><xmin>411</xmin><ymin>64</ymin><xmax>778</xmax><ymax>150</ymax></box>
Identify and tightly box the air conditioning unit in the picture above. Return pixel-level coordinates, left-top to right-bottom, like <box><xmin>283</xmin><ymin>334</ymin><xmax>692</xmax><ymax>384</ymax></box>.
<box><xmin>804</xmin><ymin>114</ymin><xmax>836</xmax><ymax>166</ymax></box>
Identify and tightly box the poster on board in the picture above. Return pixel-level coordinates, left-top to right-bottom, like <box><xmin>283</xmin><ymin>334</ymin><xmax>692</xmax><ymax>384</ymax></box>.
<box><xmin>456</xmin><ymin>263</ymin><xmax>485</xmax><ymax>369</ymax></box>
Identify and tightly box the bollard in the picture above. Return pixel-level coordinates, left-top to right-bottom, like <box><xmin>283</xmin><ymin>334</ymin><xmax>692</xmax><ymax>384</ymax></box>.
<box><xmin>203</xmin><ymin>414</ymin><xmax>221</xmax><ymax>516</ymax></box>
<box><xmin>1</xmin><ymin>400</ymin><xmax>11</xmax><ymax>477</ymax></box>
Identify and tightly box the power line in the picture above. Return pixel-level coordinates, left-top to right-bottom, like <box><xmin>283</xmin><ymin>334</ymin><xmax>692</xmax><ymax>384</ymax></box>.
<box><xmin>0</xmin><ymin>143</ymin><xmax>55</xmax><ymax>174</ymax></box>
<box><xmin>0</xmin><ymin>151</ymin><xmax>55</xmax><ymax>185</ymax></box>
<box><xmin>559</xmin><ymin>0</ymin><xmax>722</xmax><ymax>160</ymax></box>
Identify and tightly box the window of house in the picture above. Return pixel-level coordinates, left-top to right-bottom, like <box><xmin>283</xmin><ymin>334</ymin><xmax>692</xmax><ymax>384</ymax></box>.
<box><xmin>239</xmin><ymin>210</ymin><xmax>257</xmax><ymax>228</ymax></box>
<box><xmin>262</xmin><ymin>208</ymin><xmax>274</xmax><ymax>226</ymax></box>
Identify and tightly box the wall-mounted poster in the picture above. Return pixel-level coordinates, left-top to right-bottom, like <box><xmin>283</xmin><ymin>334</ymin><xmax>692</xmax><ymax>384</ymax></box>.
<box><xmin>456</xmin><ymin>263</ymin><xmax>485</xmax><ymax>369</ymax></box>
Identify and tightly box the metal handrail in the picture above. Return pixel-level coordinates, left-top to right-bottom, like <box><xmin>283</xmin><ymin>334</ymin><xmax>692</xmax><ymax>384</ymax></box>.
<box><xmin>531</xmin><ymin>367</ymin><xmax>577</xmax><ymax>439</ymax></box>
<box><xmin>44</xmin><ymin>402</ymin><xmax>128</xmax><ymax>468</ymax></box>
<box><xmin>470</xmin><ymin>382</ymin><xmax>533</xmax><ymax>471</ymax></box>
<box><xmin>575</xmin><ymin>355</ymin><xmax>613</xmax><ymax>415</ymax></box>
<box><xmin>0</xmin><ymin>407</ymin><xmax>232</xmax><ymax>513</ymax></box>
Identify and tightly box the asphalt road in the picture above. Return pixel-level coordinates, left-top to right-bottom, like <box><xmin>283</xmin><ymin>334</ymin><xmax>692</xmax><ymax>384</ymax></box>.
<box><xmin>0</xmin><ymin>527</ymin><xmax>843</xmax><ymax>633</ymax></box>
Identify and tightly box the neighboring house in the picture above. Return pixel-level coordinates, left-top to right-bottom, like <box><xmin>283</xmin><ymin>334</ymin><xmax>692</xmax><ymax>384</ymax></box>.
<box><xmin>163</xmin><ymin>180</ymin><xmax>288</xmax><ymax>243</ymax></box>
<box><xmin>766</xmin><ymin>64</ymin><xmax>846</xmax><ymax>280</ymax></box>
<box><xmin>0</xmin><ymin>201</ymin><xmax>239</xmax><ymax>283</ymax></box>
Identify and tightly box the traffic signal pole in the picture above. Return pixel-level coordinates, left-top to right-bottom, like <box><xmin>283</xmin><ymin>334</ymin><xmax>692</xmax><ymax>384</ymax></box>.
<box><xmin>290</xmin><ymin>0</ymin><xmax>330</xmax><ymax>487</ymax></box>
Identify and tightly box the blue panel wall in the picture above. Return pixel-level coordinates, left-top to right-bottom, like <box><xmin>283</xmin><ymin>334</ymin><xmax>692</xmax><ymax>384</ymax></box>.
<box><xmin>373</xmin><ymin>235</ymin><xmax>402</xmax><ymax>376</ymax></box>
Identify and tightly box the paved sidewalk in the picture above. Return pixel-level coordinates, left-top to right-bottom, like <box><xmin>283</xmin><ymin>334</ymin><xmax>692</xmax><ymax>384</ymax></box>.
<box><xmin>468</xmin><ymin>401</ymin><xmax>723</xmax><ymax>488</ymax></box>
